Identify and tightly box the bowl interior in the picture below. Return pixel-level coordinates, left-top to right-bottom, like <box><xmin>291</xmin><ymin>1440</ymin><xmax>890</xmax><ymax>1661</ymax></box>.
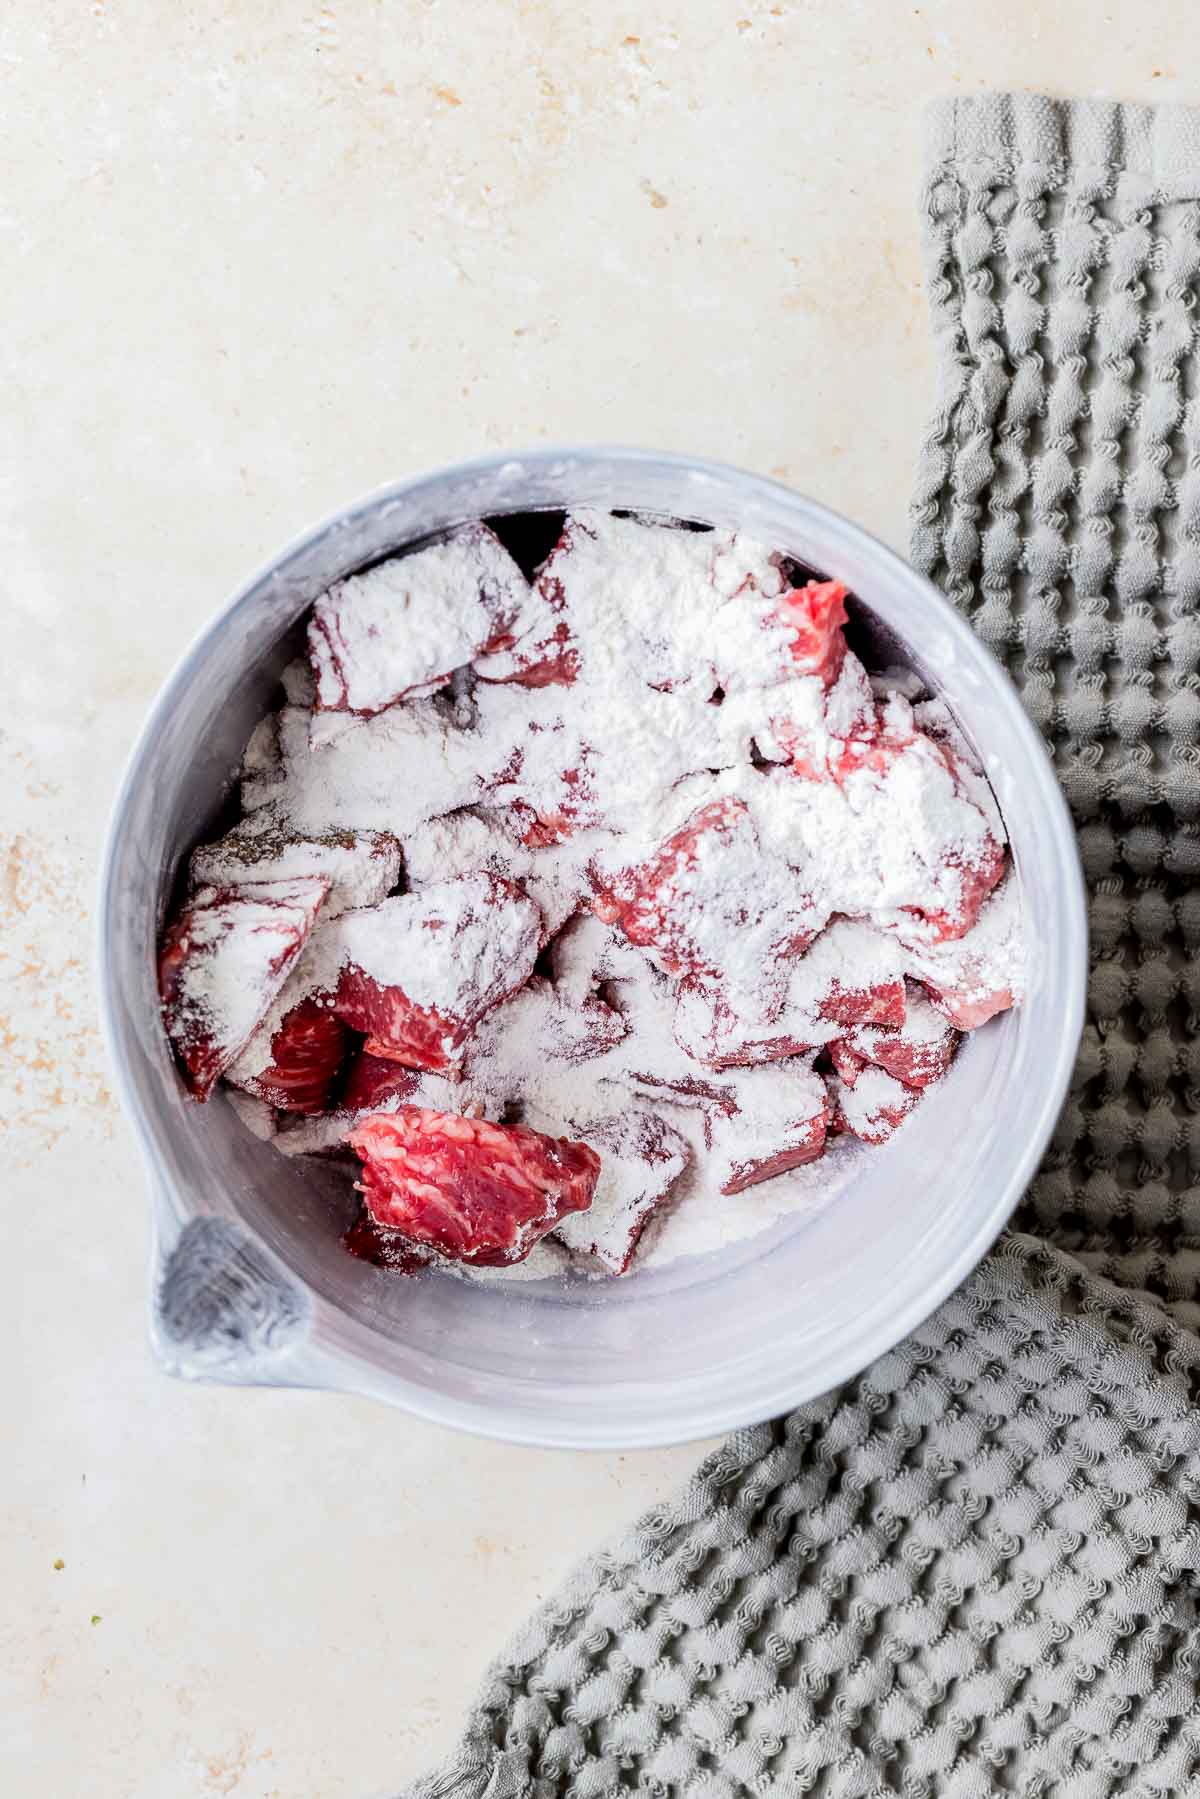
<box><xmin>102</xmin><ymin>452</ymin><xmax>1085</xmax><ymax>1447</ymax></box>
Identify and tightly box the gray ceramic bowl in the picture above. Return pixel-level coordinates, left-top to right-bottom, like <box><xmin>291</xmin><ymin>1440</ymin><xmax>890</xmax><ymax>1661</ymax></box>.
<box><xmin>98</xmin><ymin>449</ymin><xmax>1087</xmax><ymax>1449</ymax></box>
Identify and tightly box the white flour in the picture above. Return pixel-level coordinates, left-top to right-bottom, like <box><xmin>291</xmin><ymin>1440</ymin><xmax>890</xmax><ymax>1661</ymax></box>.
<box><xmin>335</xmin><ymin>874</ymin><xmax>540</xmax><ymax>1017</ymax></box>
<box><xmin>175</xmin><ymin>509</ymin><xmax>1027</xmax><ymax>1277</ymax></box>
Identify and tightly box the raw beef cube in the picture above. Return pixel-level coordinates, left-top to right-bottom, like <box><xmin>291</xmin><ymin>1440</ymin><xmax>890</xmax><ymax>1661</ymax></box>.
<box><xmin>715</xmin><ymin>574</ymin><xmax>850</xmax><ymax>701</ymax></box>
<box><xmin>465</xmin><ymin>977</ymin><xmax>628</xmax><ymax>1083</ymax></box>
<box><xmin>774</xmin><ymin>580</ymin><xmax>850</xmax><ymax>684</ymax></box>
<box><xmin>501</xmin><ymin>509</ymin><xmax>792</xmax><ymax>700</ymax></box>
<box><xmin>720</xmin><ymin>1114</ymin><xmax>827</xmax><ymax>1192</ymax></box>
<box><xmin>485</xmin><ymin>511</ymin><xmax>716</xmax><ymax>693</ymax></box>
<box><xmin>225</xmin><ymin>993</ymin><xmax>350</xmax><ymax>1115</ymax></box>
<box><xmin>474</xmin><ymin>515</ymin><xmax>580</xmax><ymax>688</ymax></box>
<box><xmin>402</xmin><ymin>807</ymin><xmax>587</xmax><ymax>940</ymax></box>
<box><xmin>744</xmin><ymin>709</ymin><xmax>1007</xmax><ymax>945</ymax></box>
<box><xmin>476</xmin><ymin>694</ymin><xmax>601</xmax><ymax>844</ymax></box>
<box><xmin>621</xmin><ymin>1069</ymin><xmax>740</xmax><ymax>1146</ymax></box>
<box><xmin>809</xmin><ymin>929</ymin><xmax>909</xmax><ymax>1027</ymax></box>
<box><xmin>547</xmin><ymin>910</ymin><xmax>649</xmax><ymax>1004</ymax></box>
<box><xmin>839</xmin><ymin>983</ymin><xmax>960</xmax><ymax>1088</ymax></box>
<box><xmin>449</xmin><ymin>978</ymin><xmax>628</xmax><ymax>1126</ymax></box>
<box><xmin>828</xmin><ymin>1038</ymin><xmax>868</xmax><ymax>1086</ymax></box>
<box><xmin>926</xmin><ymin>979</ymin><xmax>1016</xmax><ymax>1033</ymax></box>
<box><xmin>340</xmin><ymin>1049</ymin><xmax>427</xmax><ymax>1114</ymax></box>
<box><xmin>348</xmin><ymin>1107</ymin><xmax>600</xmax><ymax>1266</ymax></box>
<box><xmin>915</xmin><ymin>840</ymin><xmax>1008</xmax><ymax>946</ymax></box>
<box><xmin>560</xmin><ymin>949</ymin><xmax>745</xmax><ymax>1144</ymax></box>
<box><xmin>159</xmin><ymin>875</ymin><xmax>330</xmax><ymax>1100</ymax></box>
<box><xmin>333</xmin><ymin>873</ymin><xmax>542</xmax><ymax>1071</ymax></box>
<box><xmin>190</xmin><ymin>816</ymin><xmax>402</xmax><ymax>917</ymax></box>
<box><xmin>307</xmin><ymin>522</ymin><xmax>531</xmax><ymax>713</ymax></box>
<box><xmin>486</xmin><ymin>747</ymin><xmax>600</xmax><ymax>847</ymax></box>
<box><xmin>900</xmin><ymin>870</ymin><xmax>1025</xmax><ymax>1028</ymax></box>
<box><xmin>673</xmin><ymin>979</ymin><xmax>826</xmax><ymax>1070</ymax></box>
<box><xmin>821</xmin><ymin>651</ymin><xmax>878</xmax><ymax>749</ymax></box>
<box><xmin>497</xmin><ymin>834</ymin><xmax>593</xmax><ymax>937</ymax></box>
<box><xmin>222</xmin><ymin>906</ymin><xmax>347</xmax><ymax>1111</ymax></box>
<box><xmin>708</xmin><ymin>1059</ymin><xmax>829</xmax><ymax>1194</ymax></box>
<box><xmin>848</xmin><ymin>698</ymin><xmax>1007</xmax><ymax>941</ymax></box>
<box><xmin>764</xmin><ymin>649</ymin><xmax>880</xmax><ymax>784</ymax></box>
<box><xmin>589</xmin><ymin>796</ymin><xmax>748</xmax><ymax>976</ymax></box>
<box><xmin>591</xmin><ymin>797</ymin><xmax>823</xmax><ymax>986</ymax></box>
<box><xmin>267</xmin><ymin>695</ymin><xmax>486</xmax><ymax>840</ymax></box>
<box><xmin>828</xmin><ymin>1066</ymin><xmax>921</xmax><ymax>1145</ymax></box>
<box><xmin>673</xmin><ymin>920</ymin><xmax>906</xmax><ymax>1069</ymax></box>
<box><xmin>555</xmin><ymin>1110</ymin><xmax>691</xmax><ymax>1274</ymax></box>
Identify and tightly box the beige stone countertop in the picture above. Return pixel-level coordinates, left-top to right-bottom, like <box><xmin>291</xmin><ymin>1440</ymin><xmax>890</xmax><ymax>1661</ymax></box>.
<box><xmin>1</xmin><ymin>3</ymin><xmax>1188</xmax><ymax>1793</ymax></box>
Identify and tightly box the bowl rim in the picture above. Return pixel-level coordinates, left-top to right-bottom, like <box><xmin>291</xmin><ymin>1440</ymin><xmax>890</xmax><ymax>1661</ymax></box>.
<box><xmin>98</xmin><ymin>445</ymin><xmax>1089</xmax><ymax>1449</ymax></box>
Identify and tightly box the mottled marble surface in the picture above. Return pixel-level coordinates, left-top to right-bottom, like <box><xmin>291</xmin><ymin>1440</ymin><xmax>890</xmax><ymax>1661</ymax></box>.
<box><xmin>1</xmin><ymin>4</ymin><xmax>1188</xmax><ymax>1792</ymax></box>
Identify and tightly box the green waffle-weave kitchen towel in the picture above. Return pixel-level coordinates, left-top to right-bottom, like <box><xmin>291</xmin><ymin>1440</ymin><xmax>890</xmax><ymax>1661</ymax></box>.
<box><xmin>396</xmin><ymin>93</ymin><xmax>1200</xmax><ymax>1798</ymax></box>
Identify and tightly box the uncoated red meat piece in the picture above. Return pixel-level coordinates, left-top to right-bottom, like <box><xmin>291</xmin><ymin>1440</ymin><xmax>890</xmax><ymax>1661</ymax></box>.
<box><xmin>225</xmin><ymin>993</ymin><xmax>350</xmax><ymax>1115</ymax></box>
<box><xmin>348</xmin><ymin>1107</ymin><xmax>600</xmax><ymax>1266</ymax></box>
<box><xmin>555</xmin><ymin>1110</ymin><xmax>691</xmax><ymax>1275</ymax></box>
<box><xmin>307</xmin><ymin>522</ymin><xmax>532</xmax><ymax>714</ymax></box>
<box><xmin>159</xmin><ymin>876</ymin><xmax>330</xmax><ymax>1100</ymax></box>
<box><xmin>340</xmin><ymin>1050</ymin><xmax>426</xmax><ymax>1114</ymax></box>
<box><xmin>333</xmin><ymin>873</ymin><xmax>542</xmax><ymax>1072</ymax></box>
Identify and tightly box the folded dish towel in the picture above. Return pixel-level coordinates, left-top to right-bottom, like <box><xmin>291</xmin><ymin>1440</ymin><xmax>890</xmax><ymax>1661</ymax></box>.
<box><xmin>398</xmin><ymin>93</ymin><xmax>1200</xmax><ymax>1799</ymax></box>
